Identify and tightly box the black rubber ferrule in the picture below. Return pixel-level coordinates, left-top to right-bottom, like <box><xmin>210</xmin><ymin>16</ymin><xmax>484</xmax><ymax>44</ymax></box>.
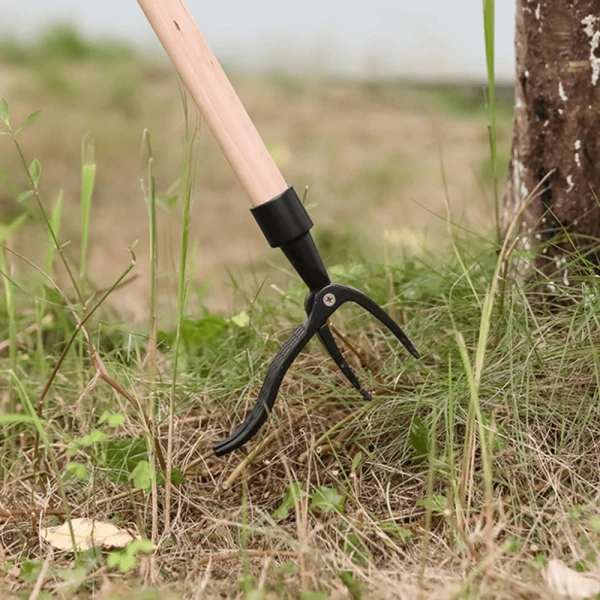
<box><xmin>250</xmin><ymin>186</ymin><xmax>313</xmax><ymax>248</ymax></box>
<box><xmin>251</xmin><ymin>186</ymin><xmax>330</xmax><ymax>292</ymax></box>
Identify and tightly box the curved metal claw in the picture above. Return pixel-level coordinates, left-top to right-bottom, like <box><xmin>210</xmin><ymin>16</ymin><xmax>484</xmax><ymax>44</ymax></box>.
<box><xmin>213</xmin><ymin>284</ymin><xmax>419</xmax><ymax>456</ymax></box>
<box><xmin>317</xmin><ymin>325</ymin><xmax>371</xmax><ymax>401</ymax></box>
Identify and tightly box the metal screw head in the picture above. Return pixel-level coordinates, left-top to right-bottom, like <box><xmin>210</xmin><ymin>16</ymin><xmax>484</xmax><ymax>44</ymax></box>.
<box><xmin>323</xmin><ymin>293</ymin><xmax>336</xmax><ymax>307</ymax></box>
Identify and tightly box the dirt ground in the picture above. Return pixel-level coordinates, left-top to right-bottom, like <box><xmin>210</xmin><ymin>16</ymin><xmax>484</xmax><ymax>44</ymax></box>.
<box><xmin>0</xmin><ymin>54</ymin><xmax>513</xmax><ymax>322</ymax></box>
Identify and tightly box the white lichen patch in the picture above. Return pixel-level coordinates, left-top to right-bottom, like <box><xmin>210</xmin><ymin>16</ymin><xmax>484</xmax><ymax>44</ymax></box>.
<box><xmin>567</xmin><ymin>175</ymin><xmax>574</xmax><ymax>192</ymax></box>
<box><xmin>559</xmin><ymin>81</ymin><xmax>568</xmax><ymax>101</ymax></box>
<box><xmin>535</xmin><ymin>4</ymin><xmax>541</xmax><ymax>20</ymax></box>
<box><xmin>574</xmin><ymin>140</ymin><xmax>582</xmax><ymax>168</ymax></box>
<box><xmin>582</xmin><ymin>15</ymin><xmax>600</xmax><ymax>85</ymax></box>
<box><xmin>583</xmin><ymin>15</ymin><xmax>598</xmax><ymax>37</ymax></box>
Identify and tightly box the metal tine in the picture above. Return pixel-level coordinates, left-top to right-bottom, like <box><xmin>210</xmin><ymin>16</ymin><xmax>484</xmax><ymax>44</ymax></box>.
<box><xmin>317</xmin><ymin>325</ymin><xmax>371</xmax><ymax>400</ymax></box>
<box><xmin>346</xmin><ymin>290</ymin><xmax>420</xmax><ymax>359</ymax></box>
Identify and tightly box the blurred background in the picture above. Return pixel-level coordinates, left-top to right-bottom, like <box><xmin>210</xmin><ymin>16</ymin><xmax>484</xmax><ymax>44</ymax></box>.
<box><xmin>0</xmin><ymin>1</ymin><xmax>517</xmax><ymax>321</ymax></box>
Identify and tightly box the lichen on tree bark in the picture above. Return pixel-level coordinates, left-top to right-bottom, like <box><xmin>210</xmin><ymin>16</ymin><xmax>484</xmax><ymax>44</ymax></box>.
<box><xmin>503</xmin><ymin>0</ymin><xmax>600</xmax><ymax>278</ymax></box>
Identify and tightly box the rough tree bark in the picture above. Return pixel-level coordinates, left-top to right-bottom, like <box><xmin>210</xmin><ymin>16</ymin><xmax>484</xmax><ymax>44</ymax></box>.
<box><xmin>503</xmin><ymin>0</ymin><xmax>600</xmax><ymax>279</ymax></box>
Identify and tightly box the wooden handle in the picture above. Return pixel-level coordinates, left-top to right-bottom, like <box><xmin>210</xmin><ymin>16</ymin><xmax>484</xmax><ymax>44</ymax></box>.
<box><xmin>138</xmin><ymin>0</ymin><xmax>288</xmax><ymax>207</ymax></box>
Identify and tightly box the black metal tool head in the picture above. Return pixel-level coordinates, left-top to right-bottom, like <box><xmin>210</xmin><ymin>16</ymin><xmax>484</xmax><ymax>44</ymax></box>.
<box><xmin>213</xmin><ymin>283</ymin><xmax>419</xmax><ymax>457</ymax></box>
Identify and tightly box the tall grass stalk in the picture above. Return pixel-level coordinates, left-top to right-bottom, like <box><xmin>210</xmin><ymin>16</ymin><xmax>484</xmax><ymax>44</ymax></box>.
<box><xmin>142</xmin><ymin>128</ymin><xmax>160</xmax><ymax>543</ymax></box>
<box><xmin>165</xmin><ymin>95</ymin><xmax>198</xmax><ymax>529</ymax></box>
<box><xmin>483</xmin><ymin>0</ymin><xmax>500</xmax><ymax>242</ymax></box>
<box><xmin>142</xmin><ymin>130</ymin><xmax>158</xmax><ymax>375</ymax></box>
<box><xmin>80</xmin><ymin>139</ymin><xmax>96</xmax><ymax>283</ymax></box>
<box><xmin>45</xmin><ymin>190</ymin><xmax>63</xmax><ymax>277</ymax></box>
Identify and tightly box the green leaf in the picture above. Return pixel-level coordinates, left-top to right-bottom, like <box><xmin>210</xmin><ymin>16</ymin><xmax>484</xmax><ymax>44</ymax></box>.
<box><xmin>273</xmin><ymin>482</ymin><xmax>303</xmax><ymax>520</ymax></box>
<box><xmin>416</xmin><ymin>494</ymin><xmax>448</xmax><ymax>516</ymax></box>
<box><xmin>275</xmin><ymin>561</ymin><xmax>297</xmax><ymax>577</ymax></box>
<box><xmin>15</xmin><ymin>109</ymin><xmax>41</xmax><ymax>134</ymax></box>
<box><xmin>409</xmin><ymin>416</ymin><xmax>429</xmax><ymax>459</ymax></box>
<box><xmin>66</xmin><ymin>462</ymin><xmax>89</xmax><ymax>481</ymax></box>
<box><xmin>304</xmin><ymin>202</ymin><xmax>319</xmax><ymax>211</ymax></box>
<box><xmin>380</xmin><ymin>522</ymin><xmax>413</xmax><ymax>540</ymax></box>
<box><xmin>351</xmin><ymin>451</ymin><xmax>363</xmax><ymax>472</ymax></box>
<box><xmin>99</xmin><ymin>411</ymin><xmax>126</xmax><ymax>428</ymax></box>
<box><xmin>229</xmin><ymin>311</ymin><xmax>250</xmax><ymax>328</ymax></box>
<box><xmin>107</xmin><ymin>539</ymin><xmax>153</xmax><ymax>573</ymax></box>
<box><xmin>129</xmin><ymin>460</ymin><xmax>152</xmax><ymax>490</ymax></box>
<box><xmin>0</xmin><ymin>98</ymin><xmax>9</xmax><ymax>126</ymax></box>
<box><xmin>126</xmin><ymin>539</ymin><xmax>153</xmax><ymax>555</ymax></box>
<box><xmin>237</xmin><ymin>574</ymin><xmax>257</xmax><ymax>593</ymax></box>
<box><xmin>340</xmin><ymin>571</ymin><xmax>363</xmax><ymax>600</ymax></box>
<box><xmin>310</xmin><ymin>486</ymin><xmax>345</xmax><ymax>514</ymax></box>
<box><xmin>29</xmin><ymin>159</ymin><xmax>42</xmax><ymax>187</ymax></box>
<box><xmin>156</xmin><ymin>466</ymin><xmax>185</xmax><ymax>487</ymax></box>
<box><xmin>80</xmin><ymin>430</ymin><xmax>108</xmax><ymax>446</ymax></box>
<box><xmin>16</xmin><ymin>190</ymin><xmax>34</xmax><ymax>203</ymax></box>
<box><xmin>19</xmin><ymin>560</ymin><xmax>42</xmax><ymax>583</ymax></box>
<box><xmin>104</xmin><ymin>437</ymin><xmax>147</xmax><ymax>482</ymax></box>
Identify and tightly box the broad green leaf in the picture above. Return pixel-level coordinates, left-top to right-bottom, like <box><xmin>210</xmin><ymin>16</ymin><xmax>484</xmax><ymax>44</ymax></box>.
<box><xmin>19</xmin><ymin>560</ymin><xmax>42</xmax><ymax>583</ymax></box>
<box><xmin>29</xmin><ymin>159</ymin><xmax>42</xmax><ymax>187</ymax></box>
<box><xmin>409</xmin><ymin>416</ymin><xmax>429</xmax><ymax>459</ymax></box>
<box><xmin>99</xmin><ymin>412</ymin><xmax>126</xmax><ymax>428</ymax></box>
<box><xmin>126</xmin><ymin>539</ymin><xmax>153</xmax><ymax>555</ymax></box>
<box><xmin>310</xmin><ymin>486</ymin><xmax>345</xmax><ymax>514</ymax></box>
<box><xmin>273</xmin><ymin>482</ymin><xmax>303</xmax><ymax>520</ymax></box>
<box><xmin>66</xmin><ymin>462</ymin><xmax>89</xmax><ymax>481</ymax></box>
<box><xmin>80</xmin><ymin>430</ymin><xmax>108</xmax><ymax>446</ymax></box>
<box><xmin>15</xmin><ymin>109</ymin><xmax>41</xmax><ymax>134</ymax></box>
<box><xmin>416</xmin><ymin>494</ymin><xmax>448</xmax><ymax>516</ymax></box>
<box><xmin>305</xmin><ymin>202</ymin><xmax>319</xmax><ymax>211</ymax></box>
<box><xmin>229</xmin><ymin>311</ymin><xmax>250</xmax><ymax>328</ymax></box>
<box><xmin>104</xmin><ymin>437</ymin><xmax>147</xmax><ymax>482</ymax></box>
<box><xmin>0</xmin><ymin>98</ymin><xmax>9</xmax><ymax>126</ymax></box>
<box><xmin>129</xmin><ymin>461</ymin><xmax>152</xmax><ymax>490</ymax></box>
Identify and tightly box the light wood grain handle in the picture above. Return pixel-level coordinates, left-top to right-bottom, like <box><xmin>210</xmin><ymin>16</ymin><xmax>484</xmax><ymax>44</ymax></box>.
<box><xmin>138</xmin><ymin>0</ymin><xmax>288</xmax><ymax>207</ymax></box>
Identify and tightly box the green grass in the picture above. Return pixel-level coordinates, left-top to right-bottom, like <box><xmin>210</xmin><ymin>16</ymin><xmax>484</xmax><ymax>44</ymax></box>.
<box><xmin>3</xmin><ymin>20</ymin><xmax>600</xmax><ymax>600</ymax></box>
<box><xmin>2</xmin><ymin>93</ymin><xmax>600</xmax><ymax>597</ymax></box>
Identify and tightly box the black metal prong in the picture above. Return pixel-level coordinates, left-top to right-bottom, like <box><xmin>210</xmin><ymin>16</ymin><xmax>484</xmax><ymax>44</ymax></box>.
<box><xmin>213</xmin><ymin>284</ymin><xmax>419</xmax><ymax>457</ymax></box>
<box><xmin>317</xmin><ymin>325</ymin><xmax>371</xmax><ymax>401</ymax></box>
<box><xmin>345</xmin><ymin>289</ymin><xmax>420</xmax><ymax>359</ymax></box>
<box><xmin>213</xmin><ymin>321</ymin><xmax>314</xmax><ymax>456</ymax></box>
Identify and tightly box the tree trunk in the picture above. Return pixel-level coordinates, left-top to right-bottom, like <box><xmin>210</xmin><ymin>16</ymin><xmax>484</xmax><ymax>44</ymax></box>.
<box><xmin>503</xmin><ymin>0</ymin><xmax>600</xmax><ymax>279</ymax></box>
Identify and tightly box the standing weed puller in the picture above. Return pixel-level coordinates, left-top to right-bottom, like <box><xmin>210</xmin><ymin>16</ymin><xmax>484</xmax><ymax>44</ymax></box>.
<box><xmin>138</xmin><ymin>0</ymin><xmax>420</xmax><ymax>456</ymax></box>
